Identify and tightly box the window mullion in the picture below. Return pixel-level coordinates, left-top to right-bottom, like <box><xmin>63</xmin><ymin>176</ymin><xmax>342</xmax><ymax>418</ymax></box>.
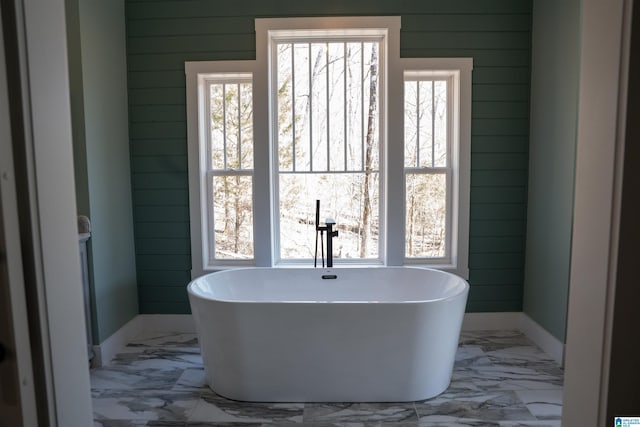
<box><xmin>404</xmin><ymin>167</ymin><xmax>451</xmax><ymax>174</ymax></box>
<box><xmin>326</xmin><ymin>43</ymin><xmax>330</xmax><ymax>171</ymax></box>
<box><xmin>308</xmin><ymin>42</ymin><xmax>313</xmax><ymax>171</ymax></box>
<box><xmin>291</xmin><ymin>43</ymin><xmax>296</xmax><ymax>172</ymax></box>
<box><xmin>343</xmin><ymin>42</ymin><xmax>348</xmax><ymax>172</ymax></box>
<box><xmin>360</xmin><ymin>42</ymin><xmax>364</xmax><ymax>171</ymax></box>
<box><xmin>209</xmin><ymin>169</ymin><xmax>253</xmax><ymax>177</ymax></box>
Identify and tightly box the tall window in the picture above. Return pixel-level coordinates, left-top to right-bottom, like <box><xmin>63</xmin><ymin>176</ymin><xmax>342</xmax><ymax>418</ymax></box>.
<box><xmin>404</xmin><ymin>74</ymin><xmax>452</xmax><ymax>260</ymax></box>
<box><xmin>186</xmin><ymin>17</ymin><xmax>471</xmax><ymax>278</ymax></box>
<box><xmin>274</xmin><ymin>40</ymin><xmax>381</xmax><ymax>262</ymax></box>
<box><xmin>193</xmin><ymin>73</ymin><xmax>254</xmax><ymax>266</ymax></box>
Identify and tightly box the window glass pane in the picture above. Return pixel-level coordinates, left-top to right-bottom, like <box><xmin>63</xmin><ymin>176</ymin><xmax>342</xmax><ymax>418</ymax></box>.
<box><xmin>212</xmin><ymin>175</ymin><xmax>254</xmax><ymax>259</ymax></box>
<box><xmin>225</xmin><ymin>84</ymin><xmax>239</xmax><ymax>169</ymax></box>
<box><xmin>210</xmin><ymin>84</ymin><xmax>224</xmax><ymax>170</ymax></box>
<box><xmin>346</xmin><ymin>42</ymin><xmax>363</xmax><ymax>171</ymax></box>
<box><xmin>362</xmin><ymin>42</ymin><xmax>379</xmax><ymax>171</ymax></box>
<box><xmin>311</xmin><ymin>43</ymin><xmax>328</xmax><ymax>171</ymax></box>
<box><xmin>404</xmin><ymin>80</ymin><xmax>417</xmax><ymax>168</ymax></box>
<box><xmin>277</xmin><ymin>44</ymin><xmax>294</xmax><ymax>171</ymax></box>
<box><xmin>419</xmin><ymin>80</ymin><xmax>433</xmax><ymax>168</ymax></box>
<box><xmin>434</xmin><ymin>80</ymin><xmax>447</xmax><ymax>167</ymax></box>
<box><xmin>405</xmin><ymin>173</ymin><xmax>446</xmax><ymax>258</ymax></box>
<box><xmin>210</xmin><ymin>81</ymin><xmax>253</xmax><ymax>171</ymax></box>
<box><xmin>278</xmin><ymin>40</ymin><xmax>379</xmax><ymax>175</ymax></box>
<box><xmin>294</xmin><ymin>44</ymin><xmax>311</xmax><ymax>171</ymax></box>
<box><xmin>279</xmin><ymin>173</ymin><xmax>379</xmax><ymax>259</ymax></box>
<box><xmin>276</xmin><ymin>39</ymin><xmax>381</xmax><ymax>262</ymax></box>
<box><xmin>328</xmin><ymin>42</ymin><xmax>345</xmax><ymax>171</ymax></box>
<box><xmin>239</xmin><ymin>82</ymin><xmax>253</xmax><ymax>169</ymax></box>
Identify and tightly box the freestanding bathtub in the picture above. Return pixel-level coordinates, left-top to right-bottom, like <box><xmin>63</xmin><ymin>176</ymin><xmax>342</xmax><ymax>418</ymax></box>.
<box><xmin>187</xmin><ymin>267</ymin><xmax>468</xmax><ymax>402</ymax></box>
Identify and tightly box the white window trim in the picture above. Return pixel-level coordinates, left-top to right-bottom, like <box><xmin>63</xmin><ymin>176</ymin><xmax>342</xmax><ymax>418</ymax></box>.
<box><xmin>187</xmin><ymin>17</ymin><xmax>471</xmax><ymax>279</ymax></box>
<box><xmin>395</xmin><ymin>60</ymin><xmax>472</xmax><ymax>279</ymax></box>
<box><xmin>403</xmin><ymin>74</ymin><xmax>455</xmax><ymax>263</ymax></box>
<box><xmin>255</xmin><ymin>17</ymin><xmax>400</xmax><ymax>268</ymax></box>
<box><xmin>262</xmin><ymin>20</ymin><xmax>391</xmax><ymax>266</ymax></box>
<box><xmin>186</xmin><ymin>61</ymin><xmax>261</xmax><ymax>277</ymax></box>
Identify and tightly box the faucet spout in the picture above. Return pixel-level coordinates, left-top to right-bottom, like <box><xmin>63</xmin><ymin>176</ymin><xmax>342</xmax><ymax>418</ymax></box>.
<box><xmin>324</xmin><ymin>219</ymin><xmax>338</xmax><ymax>268</ymax></box>
<box><xmin>314</xmin><ymin>201</ymin><xmax>339</xmax><ymax>268</ymax></box>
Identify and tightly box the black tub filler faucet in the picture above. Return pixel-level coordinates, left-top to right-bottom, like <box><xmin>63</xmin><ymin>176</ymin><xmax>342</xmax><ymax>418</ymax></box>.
<box><xmin>314</xmin><ymin>200</ymin><xmax>339</xmax><ymax>268</ymax></box>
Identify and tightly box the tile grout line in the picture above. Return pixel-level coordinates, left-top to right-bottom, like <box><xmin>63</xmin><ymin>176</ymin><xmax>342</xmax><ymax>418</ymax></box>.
<box><xmin>182</xmin><ymin>378</ymin><xmax>204</xmax><ymax>422</ymax></box>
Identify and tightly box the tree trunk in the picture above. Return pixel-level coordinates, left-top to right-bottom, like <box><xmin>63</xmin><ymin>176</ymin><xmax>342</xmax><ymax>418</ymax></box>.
<box><xmin>223</xmin><ymin>177</ymin><xmax>231</xmax><ymax>233</ymax></box>
<box><xmin>234</xmin><ymin>176</ymin><xmax>241</xmax><ymax>253</ymax></box>
<box><xmin>360</xmin><ymin>44</ymin><xmax>378</xmax><ymax>257</ymax></box>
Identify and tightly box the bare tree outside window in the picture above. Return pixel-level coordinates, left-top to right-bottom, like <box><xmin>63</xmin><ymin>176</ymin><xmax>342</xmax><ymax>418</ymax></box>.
<box><xmin>404</xmin><ymin>78</ymin><xmax>449</xmax><ymax>258</ymax></box>
<box><xmin>203</xmin><ymin>62</ymin><xmax>451</xmax><ymax>263</ymax></box>
<box><xmin>208</xmin><ymin>80</ymin><xmax>254</xmax><ymax>260</ymax></box>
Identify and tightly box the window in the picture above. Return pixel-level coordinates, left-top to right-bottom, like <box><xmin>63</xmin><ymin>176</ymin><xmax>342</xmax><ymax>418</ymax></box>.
<box><xmin>404</xmin><ymin>74</ymin><xmax>452</xmax><ymax>259</ymax></box>
<box><xmin>186</xmin><ymin>17</ymin><xmax>471</xmax><ymax>278</ymax></box>
<box><xmin>399</xmin><ymin>62</ymin><xmax>471</xmax><ymax>272</ymax></box>
<box><xmin>274</xmin><ymin>39</ymin><xmax>382</xmax><ymax>262</ymax></box>
<box><xmin>186</xmin><ymin>66</ymin><xmax>256</xmax><ymax>268</ymax></box>
<box><xmin>206</xmin><ymin>75</ymin><xmax>254</xmax><ymax>261</ymax></box>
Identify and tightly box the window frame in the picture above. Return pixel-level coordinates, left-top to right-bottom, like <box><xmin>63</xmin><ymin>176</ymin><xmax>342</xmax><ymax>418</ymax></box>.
<box><xmin>206</xmin><ymin>75</ymin><xmax>255</xmax><ymax>263</ymax></box>
<box><xmin>402</xmin><ymin>71</ymin><xmax>457</xmax><ymax>265</ymax></box>
<box><xmin>186</xmin><ymin>17</ymin><xmax>471</xmax><ymax>279</ymax></box>
<box><xmin>267</xmin><ymin>29</ymin><xmax>388</xmax><ymax>266</ymax></box>
<box><xmin>186</xmin><ymin>62</ymin><xmax>261</xmax><ymax>276</ymax></box>
<box><xmin>394</xmin><ymin>59</ymin><xmax>472</xmax><ymax>278</ymax></box>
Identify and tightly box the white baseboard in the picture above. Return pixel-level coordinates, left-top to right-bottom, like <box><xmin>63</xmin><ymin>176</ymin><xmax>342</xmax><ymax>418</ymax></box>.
<box><xmin>92</xmin><ymin>314</ymin><xmax>195</xmax><ymax>367</ymax></box>
<box><xmin>463</xmin><ymin>312</ymin><xmax>564</xmax><ymax>365</ymax></box>
<box><xmin>519</xmin><ymin>312</ymin><xmax>565</xmax><ymax>365</ymax></box>
<box><xmin>93</xmin><ymin>312</ymin><xmax>564</xmax><ymax>367</ymax></box>
<box><xmin>92</xmin><ymin>316</ymin><xmax>144</xmax><ymax>368</ymax></box>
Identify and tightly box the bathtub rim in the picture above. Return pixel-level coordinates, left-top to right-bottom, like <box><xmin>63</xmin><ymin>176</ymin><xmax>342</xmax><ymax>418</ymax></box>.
<box><xmin>187</xmin><ymin>266</ymin><xmax>469</xmax><ymax>305</ymax></box>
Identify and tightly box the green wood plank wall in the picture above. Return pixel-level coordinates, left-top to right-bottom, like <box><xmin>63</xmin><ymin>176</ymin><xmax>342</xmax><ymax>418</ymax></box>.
<box><xmin>125</xmin><ymin>0</ymin><xmax>532</xmax><ymax>314</ymax></box>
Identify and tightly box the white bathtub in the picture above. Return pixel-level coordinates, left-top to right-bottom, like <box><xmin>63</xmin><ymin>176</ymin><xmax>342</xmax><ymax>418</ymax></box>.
<box><xmin>187</xmin><ymin>267</ymin><xmax>469</xmax><ymax>402</ymax></box>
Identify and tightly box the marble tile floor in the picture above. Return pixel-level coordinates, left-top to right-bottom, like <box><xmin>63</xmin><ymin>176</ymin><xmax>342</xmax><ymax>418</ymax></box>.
<box><xmin>91</xmin><ymin>330</ymin><xmax>563</xmax><ymax>427</ymax></box>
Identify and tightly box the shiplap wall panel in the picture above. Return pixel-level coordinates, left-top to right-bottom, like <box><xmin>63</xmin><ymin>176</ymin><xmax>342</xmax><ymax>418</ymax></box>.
<box><xmin>134</xmin><ymin>222</ymin><xmax>189</xmax><ymax>239</ymax></box>
<box><xmin>125</xmin><ymin>0</ymin><xmax>532</xmax><ymax>313</ymax></box>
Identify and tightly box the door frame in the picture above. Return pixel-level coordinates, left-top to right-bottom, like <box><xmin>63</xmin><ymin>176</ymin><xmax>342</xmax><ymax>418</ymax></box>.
<box><xmin>0</xmin><ymin>6</ymin><xmax>37</xmax><ymax>423</ymax></box>
<box><xmin>1</xmin><ymin>0</ymin><xmax>93</xmax><ymax>424</ymax></box>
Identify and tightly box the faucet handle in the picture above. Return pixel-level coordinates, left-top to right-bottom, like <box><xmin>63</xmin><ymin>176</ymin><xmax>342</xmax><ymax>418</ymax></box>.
<box><xmin>325</xmin><ymin>218</ymin><xmax>336</xmax><ymax>225</ymax></box>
